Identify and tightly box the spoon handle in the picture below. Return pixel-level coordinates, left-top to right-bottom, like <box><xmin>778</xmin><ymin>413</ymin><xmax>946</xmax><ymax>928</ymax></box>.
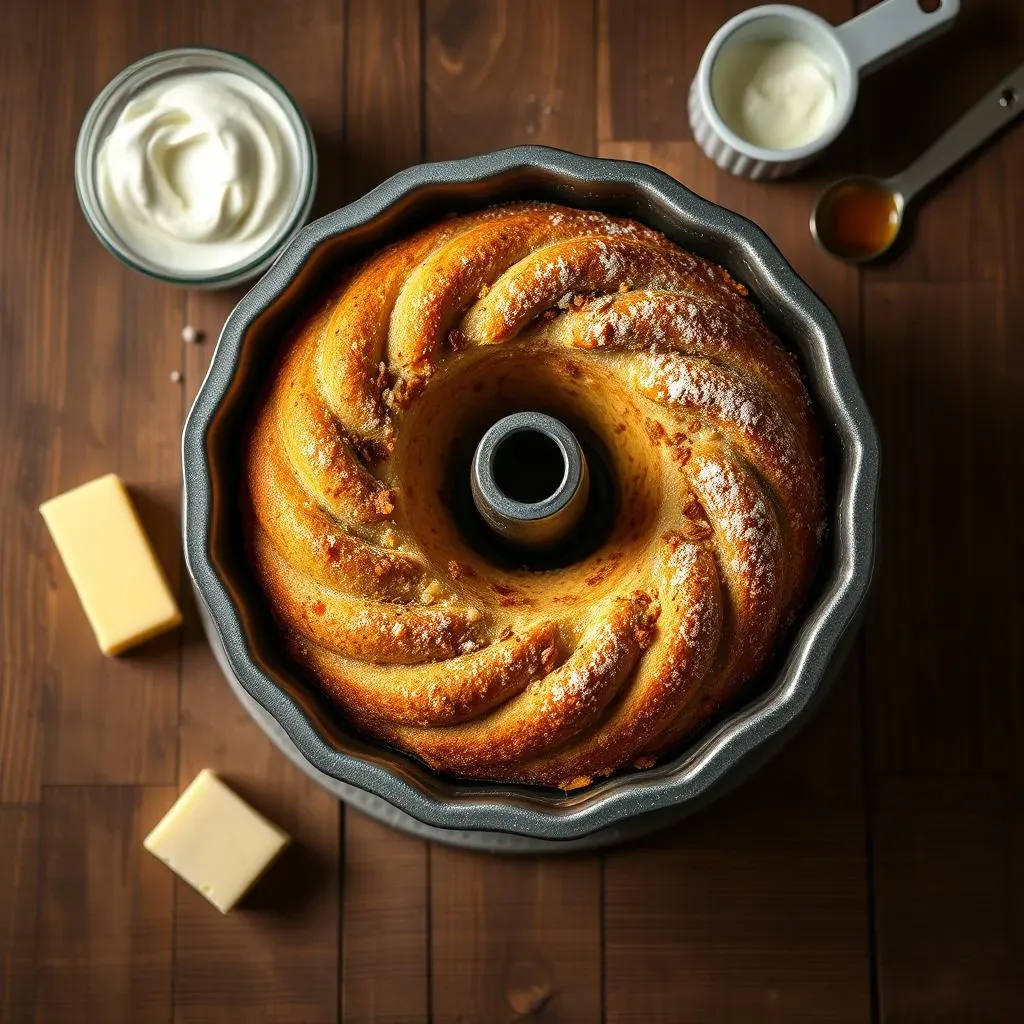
<box><xmin>891</xmin><ymin>64</ymin><xmax>1024</xmax><ymax>202</ymax></box>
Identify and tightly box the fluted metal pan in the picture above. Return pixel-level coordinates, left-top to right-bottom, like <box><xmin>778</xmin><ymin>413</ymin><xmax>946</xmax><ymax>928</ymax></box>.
<box><xmin>182</xmin><ymin>145</ymin><xmax>879</xmax><ymax>844</ymax></box>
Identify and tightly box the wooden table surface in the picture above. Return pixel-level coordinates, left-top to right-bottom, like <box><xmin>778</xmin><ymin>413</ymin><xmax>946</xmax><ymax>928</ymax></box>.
<box><xmin>2</xmin><ymin>1</ymin><xmax>1022</xmax><ymax>1021</ymax></box>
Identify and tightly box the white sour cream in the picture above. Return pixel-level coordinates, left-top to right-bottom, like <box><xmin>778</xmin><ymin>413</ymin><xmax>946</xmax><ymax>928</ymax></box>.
<box><xmin>713</xmin><ymin>39</ymin><xmax>837</xmax><ymax>151</ymax></box>
<box><xmin>96</xmin><ymin>71</ymin><xmax>300</xmax><ymax>273</ymax></box>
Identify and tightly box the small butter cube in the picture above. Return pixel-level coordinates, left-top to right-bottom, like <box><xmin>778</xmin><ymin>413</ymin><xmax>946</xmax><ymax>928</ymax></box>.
<box><xmin>40</xmin><ymin>473</ymin><xmax>181</xmax><ymax>655</ymax></box>
<box><xmin>144</xmin><ymin>770</ymin><xmax>290</xmax><ymax>913</ymax></box>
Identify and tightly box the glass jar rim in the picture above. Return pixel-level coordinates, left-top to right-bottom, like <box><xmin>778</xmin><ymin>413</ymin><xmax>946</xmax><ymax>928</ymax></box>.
<box><xmin>74</xmin><ymin>46</ymin><xmax>318</xmax><ymax>288</ymax></box>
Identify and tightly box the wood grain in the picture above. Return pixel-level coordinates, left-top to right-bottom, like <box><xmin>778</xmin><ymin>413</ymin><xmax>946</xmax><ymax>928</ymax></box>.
<box><xmin>1007</xmin><ymin>115</ymin><xmax>1024</xmax><ymax>1024</ymax></box>
<box><xmin>344</xmin><ymin>0</ymin><xmax>424</xmax><ymax>198</ymax></box>
<box><xmin>872</xmin><ymin>780</ymin><xmax>1016</xmax><ymax>1022</ymax></box>
<box><xmin>341</xmin><ymin>811</ymin><xmax>429</xmax><ymax>1023</ymax></box>
<box><xmin>425</xmin><ymin>0</ymin><xmax>596</xmax><ymax>159</ymax></box>
<box><xmin>430</xmin><ymin>851</ymin><xmax>603</xmax><ymax>1023</ymax></box>
<box><xmin>171</xmin><ymin>758</ymin><xmax>340</xmax><ymax>1024</ymax></box>
<box><xmin>855</xmin><ymin>10</ymin><xmax>1023</xmax><ymax>1015</ymax></box>
<box><xmin>602</xmin><ymin>0</ymin><xmax>692</xmax><ymax>141</ymax></box>
<box><xmin>177</xmin><ymin>365</ymin><xmax>341</xmax><ymax>1024</ymax></box>
<box><xmin>0</xmin><ymin>808</ymin><xmax>38</xmax><ymax>1024</ymax></box>
<box><xmin>0</xmin><ymin>0</ymin><xmax>73</xmax><ymax>804</ymax></box>
<box><xmin>605</xmin><ymin>782</ymin><xmax>871</xmax><ymax>1024</ymax></box>
<box><xmin>0</xmin><ymin>0</ymin><xmax>186</xmax><ymax>803</ymax></box>
<box><xmin>30</xmin><ymin>0</ymin><xmax>185</xmax><ymax>790</ymax></box>
<box><xmin>35</xmin><ymin>786</ymin><xmax>175</xmax><ymax>1024</ymax></box>
<box><xmin>862</xmin><ymin>279</ymin><xmax>1023</xmax><ymax>1021</ymax></box>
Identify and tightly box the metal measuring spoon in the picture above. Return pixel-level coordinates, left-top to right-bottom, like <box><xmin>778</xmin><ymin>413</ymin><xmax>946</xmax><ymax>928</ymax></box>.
<box><xmin>811</xmin><ymin>63</ymin><xmax>1024</xmax><ymax>262</ymax></box>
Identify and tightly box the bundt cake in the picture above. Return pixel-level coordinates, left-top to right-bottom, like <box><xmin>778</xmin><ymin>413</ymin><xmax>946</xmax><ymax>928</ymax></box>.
<box><xmin>245</xmin><ymin>201</ymin><xmax>825</xmax><ymax>790</ymax></box>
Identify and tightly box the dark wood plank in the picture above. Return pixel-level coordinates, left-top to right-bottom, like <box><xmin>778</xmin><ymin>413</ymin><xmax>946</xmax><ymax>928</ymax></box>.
<box><xmin>872</xmin><ymin>780</ymin><xmax>1016</xmax><ymax>1021</ymax></box>
<box><xmin>861</xmin><ymin>23</ymin><xmax>1024</xmax><ymax>1015</ymax></box>
<box><xmin>1008</xmin><ymin>112</ymin><xmax>1024</xmax><ymax>1019</ymax></box>
<box><xmin>0</xmin><ymin>0</ymin><xmax>71</xmax><ymax>803</ymax></box>
<box><xmin>605</xmin><ymin>749</ymin><xmax>870</xmax><ymax>1024</ymax></box>
<box><xmin>598</xmin><ymin>2</ymin><xmax>873</xmax><ymax>1010</ymax></box>
<box><xmin>35</xmin><ymin>786</ymin><xmax>175</xmax><ymax>1024</ymax></box>
<box><xmin>0</xmin><ymin>808</ymin><xmax>39</xmax><ymax>1024</ymax></box>
<box><xmin>430</xmin><ymin>850</ymin><xmax>603</xmax><ymax>1023</ymax></box>
<box><xmin>0</xmin><ymin>0</ymin><xmax>186</xmax><ymax>800</ymax></box>
<box><xmin>604</xmin><ymin>626</ymin><xmax>871</xmax><ymax>1017</ymax></box>
<box><xmin>41</xmin><ymin>257</ymin><xmax>184</xmax><ymax>786</ymax></box>
<box><xmin>171</xmin><ymin>5</ymin><xmax>345</xmax><ymax>1022</ymax></box>
<box><xmin>339</xmin><ymin>5</ymin><xmax>432</xmax><ymax>1022</ymax></box>
<box><xmin>27</xmin><ymin>0</ymin><xmax>185</xmax><ymax>789</ymax></box>
<box><xmin>860</xmin><ymin>31</ymin><xmax>1023</xmax><ymax>1024</ymax></box>
<box><xmin>341</xmin><ymin>811</ymin><xmax>429</xmax><ymax>1023</ymax></box>
<box><xmin>602</xmin><ymin>0</ymin><xmax>692</xmax><ymax>141</ymax></box>
<box><xmin>862</xmin><ymin>279</ymin><xmax>1022</xmax><ymax>1021</ymax></box>
<box><xmin>344</xmin><ymin>0</ymin><xmax>424</xmax><ymax>197</ymax></box>
<box><xmin>425</xmin><ymin>0</ymin><xmax>596</xmax><ymax>159</ymax></box>
<box><xmin>423</xmin><ymin>3</ymin><xmax>603</xmax><ymax>1021</ymax></box>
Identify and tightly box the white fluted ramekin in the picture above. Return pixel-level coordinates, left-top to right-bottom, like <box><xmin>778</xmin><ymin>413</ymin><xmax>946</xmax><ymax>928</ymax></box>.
<box><xmin>689</xmin><ymin>1</ymin><xmax>959</xmax><ymax>180</ymax></box>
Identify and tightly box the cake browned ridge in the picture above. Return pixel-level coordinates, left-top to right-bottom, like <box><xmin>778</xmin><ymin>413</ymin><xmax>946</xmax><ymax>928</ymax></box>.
<box><xmin>245</xmin><ymin>201</ymin><xmax>825</xmax><ymax>790</ymax></box>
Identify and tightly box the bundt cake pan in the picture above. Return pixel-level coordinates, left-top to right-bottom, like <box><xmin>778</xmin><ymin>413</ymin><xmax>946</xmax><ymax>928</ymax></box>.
<box><xmin>182</xmin><ymin>145</ymin><xmax>879</xmax><ymax>843</ymax></box>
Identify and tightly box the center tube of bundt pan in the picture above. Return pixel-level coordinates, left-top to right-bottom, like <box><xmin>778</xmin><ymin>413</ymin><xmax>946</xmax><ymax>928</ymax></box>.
<box><xmin>471</xmin><ymin>411</ymin><xmax>590</xmax><ymax>549</ymax></box>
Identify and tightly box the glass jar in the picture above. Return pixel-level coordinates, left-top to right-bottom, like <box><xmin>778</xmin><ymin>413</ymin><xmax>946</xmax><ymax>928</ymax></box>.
<box><xmin>74</xmin><ymin>47</ymin><xmax>317</xmax><ymax>289</ymax></box>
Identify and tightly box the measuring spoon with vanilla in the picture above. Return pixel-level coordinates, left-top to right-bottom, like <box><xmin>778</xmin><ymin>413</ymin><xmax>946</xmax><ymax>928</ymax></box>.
<box><xmin>812</xmin><ymin>63</ymin><xmax>1024</xmax><ymax>263</ymax></box>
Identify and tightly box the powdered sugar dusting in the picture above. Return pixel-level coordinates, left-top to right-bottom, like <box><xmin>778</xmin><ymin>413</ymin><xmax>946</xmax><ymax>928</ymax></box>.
<box><xmin>667</xmin><ymin>540</ymin><xmax>700</xmax><ymax>592</ymax></box>
<box><xmin>644</xmin><ymin>353</ymin><xmax>763</xmax><ymax>429</ymax></box>
<box><xmin>661</xmin><ymin>543</ymin><xmax>720</xmax><ymax>686</ymax></box>
<box><xmin>542</xmin><ymin>620</ymin><xmax>626</xmax><ymax>712</ymax></box>
<box><xmin>573</xmin><ymin>290</ymin><xmax>765</xmax><ymax>359</ymax></box>
<box><xmin>693</xmin><ymin>457</ymin><xmax>779</xmax><ymax>603</ymax></box>
<box><xmin>638</xmin><ymin>352</ymin><xmax>803</xmax><ymax>511</ymax></box>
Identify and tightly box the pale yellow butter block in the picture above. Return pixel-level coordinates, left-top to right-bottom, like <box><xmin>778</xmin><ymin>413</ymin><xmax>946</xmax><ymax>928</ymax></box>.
<box><xmin>144</xmin><ymin>770</ymin><xmax>291</xmax><ymax>914</ymax></box>
<box><xmin>39</xmin><ymin>473</ymin><xmax>181</xmax><ymax>655</ymax></box>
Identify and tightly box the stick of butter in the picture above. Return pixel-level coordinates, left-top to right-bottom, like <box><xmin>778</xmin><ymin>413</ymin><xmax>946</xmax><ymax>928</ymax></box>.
<box><xmin>144</xmin><ymin>770</ymin><xmax>291</xmax><ymax>914</ymax></box>
<box><xmin>40</xmin><ymin>473</ymin><xmax>182</xmax><ymax>655</ymax></box>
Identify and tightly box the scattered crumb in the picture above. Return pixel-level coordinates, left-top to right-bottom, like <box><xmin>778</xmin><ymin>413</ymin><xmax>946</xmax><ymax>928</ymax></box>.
<box><xmin>181</xmin><ymin>325</ymin><xmax>200</xmax><ymax>344</ymax></box>
<box><xmin>506</xmin><ymin>961</ymin><xmax>554</xmax><ymax>1017</ymax></box>
<box><xmin>170</xmin><ymin>370</ymin><xmax>183</xmax><ymax>383</ymax></box>
<box><xmin>561</xmin><ymin>775</ymin><xmax>593</xmax><ymax>791</ymax></box>
<box><xmin>447</xmin><ymin>559</ymin><xmax>475</xmax><ymax>580</ymax></box>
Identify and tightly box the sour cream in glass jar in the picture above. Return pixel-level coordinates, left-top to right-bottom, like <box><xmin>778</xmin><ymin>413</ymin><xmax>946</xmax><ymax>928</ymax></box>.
<box><xmin>76</xmin><ymin>49</ymin><xmax>316</xmax><ymax>287</ymax></box>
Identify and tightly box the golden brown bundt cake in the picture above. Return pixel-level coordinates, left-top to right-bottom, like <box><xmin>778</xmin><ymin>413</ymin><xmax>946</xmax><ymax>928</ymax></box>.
<box><xmin>245</xmin><ymin>201</ymin><xmax>825</xmax><ymax>789</ymax></box>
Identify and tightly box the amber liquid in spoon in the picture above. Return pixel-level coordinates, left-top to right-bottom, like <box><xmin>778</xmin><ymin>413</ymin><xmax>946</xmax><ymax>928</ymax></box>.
<box><xmin>815</xmin><ymin>180</ymin><xmax>900</xmax><ymax>260</ymax></box>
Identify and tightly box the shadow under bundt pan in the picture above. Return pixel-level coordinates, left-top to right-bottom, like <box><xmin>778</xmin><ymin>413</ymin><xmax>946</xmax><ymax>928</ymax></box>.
<box><xmin>183</xmin><ymin>146</ymin><xmax>879</xmax><ymax>844</ymax></box>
